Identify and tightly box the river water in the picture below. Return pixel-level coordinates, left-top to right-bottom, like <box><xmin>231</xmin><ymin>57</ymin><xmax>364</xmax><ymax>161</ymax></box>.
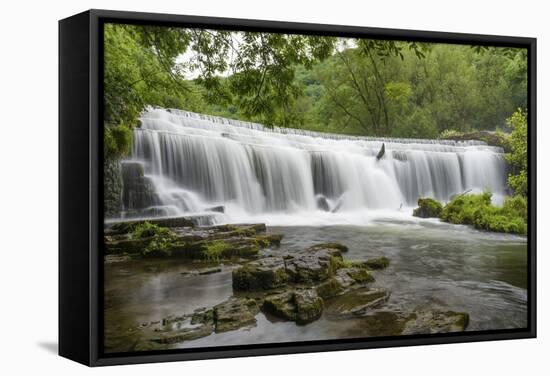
<box><xmin>104</xmin><ymin>215</ymin><xmax>527</xmax><ymax>352</ymax></box>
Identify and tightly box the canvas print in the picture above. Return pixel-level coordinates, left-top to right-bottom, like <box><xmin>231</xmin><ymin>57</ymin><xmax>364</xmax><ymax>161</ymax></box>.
<box><xmin>102</xmin><ymin>23</ymin><xmax>528</xmax><ymax>353</ymax></box>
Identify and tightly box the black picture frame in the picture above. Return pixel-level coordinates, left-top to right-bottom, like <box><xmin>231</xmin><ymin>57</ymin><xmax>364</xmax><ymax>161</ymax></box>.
<box><xmin>59</xmin><ymin>9</ymin><xmax>537</xmax><ymax>367</ymax></box>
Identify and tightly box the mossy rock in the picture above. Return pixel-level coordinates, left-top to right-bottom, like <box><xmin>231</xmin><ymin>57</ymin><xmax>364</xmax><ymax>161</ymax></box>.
<box><xmin>316</xmin><ymin>278</ymin><xmax>345</xmax><ymax>299</ymax></box>
<box><xmin>285</xmin><ymin>253</ymin><xmax>343</xmax><ymax>284</ymax></box>
<box><xmin>402</xmin><ymin>311</ymin><xmax>470</xmax><ymax>334</ymax></box>
<box><xmin>345</xmin><ymin>268</ymin><xmax>375</xmax><ymax>283</ymax></box>
<box><xmin>364</xmin><ymin>256</ymin><xmax>390</xmax><ymax>270</ymax></box>
<box><xmin>214</xmin><ymin>297</ymin><xmax>260</xmax><ymax>333</ymax></box>
<box><xmin>232</xmin><ymin>257</ymin><xmax>290</xmax><ymax>291</ymax></box>
<box><xmin>262</xmin><ymin>289</ymin><xmax>324</xmax><ymax>325</ymax></box>
<box><xmin>413</xmin><ymin>197</ymin><xmax>443</xmax><ymax>218</ymax></box>
<box><xmin>252</xmin><ymin>233</ymin><xmax>283</xmax><ymax>247</ymax></box>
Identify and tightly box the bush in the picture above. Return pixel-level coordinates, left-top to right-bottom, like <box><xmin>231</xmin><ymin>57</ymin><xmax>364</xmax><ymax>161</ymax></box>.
<box><xmin>505</xmin><ymin>109</ymin><xmax>528</xmax><ymax>196</ymax></box>
<box><xmin>413</xmin><ymin>197</ymin><xmax>443</xmax><ymax>218</ymax></box>
<box><xmin>440</xmin><ymin>192</ymin><xmax>527</xmax><ymax>235</ymax></box>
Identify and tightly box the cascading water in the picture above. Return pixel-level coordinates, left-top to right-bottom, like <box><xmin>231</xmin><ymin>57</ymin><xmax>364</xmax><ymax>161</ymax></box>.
<box><xmin>118</xmin><ymin>107</ymin><xmax>508</xmax><ymax>224</ymax></box>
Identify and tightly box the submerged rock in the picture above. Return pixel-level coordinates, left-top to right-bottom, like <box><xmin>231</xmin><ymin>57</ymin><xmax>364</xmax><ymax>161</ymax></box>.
<box><xmin>412</xmin><ymin>197</ymin><xmax>443</xmax><ymax>218</ymax></box>
<box><xmin>316</xmin><ymin>277</ymin><xmax>346</xmax><ymax>299</ymax></box>
<box><xmin>402</xmin><ymin>310</ymin><xmax>469</xmax><ymax>334</ymax></box>
<box><xmin>343</xmin><ymin>267</ymin><xmax>376</xmax><ymax>283</ymax></box>
<box><xmin>263</xmin><ymin>289</ymin><xmax>324</xmax><ymax>324</ymax></box>
<box><xmin>324</xmin><ymin>287</ymin><xmax>390</xmax><ymax>316</ymax></box>
<box><xmin>307</xmin><ymin>242</ymin><xmax>348</xmax><ymax>253</ymax></box>
<box><xmin>152</xmin><ymin>310</ymin><xmax>214</xmax><ymax>345</ymax></box>
<box><xmin>214</xmin><ymin>297</ymin><xmax>260</xmax><ymax>333</ymax></box>
<box><xmin>363</xmin><ymin>256</ymin><xmax>391</xmax><ymax>270</ymax></box>
<box><xmin>151</xmin><ymin>297</ymin><xmax>260</xmax><ymax>344</ymax></box>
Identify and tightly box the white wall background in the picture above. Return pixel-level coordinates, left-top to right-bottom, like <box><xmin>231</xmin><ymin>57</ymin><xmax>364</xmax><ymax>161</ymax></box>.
<box><xmin>0</xmin><ymin>0</ymin><xmax>546</xmax><ymax>373</ymax></box>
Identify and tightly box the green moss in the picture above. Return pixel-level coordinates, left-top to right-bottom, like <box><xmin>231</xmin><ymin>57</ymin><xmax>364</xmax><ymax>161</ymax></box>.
<box><xmin>202</xmin><ymin>241</ymin><xmax>232</xmax><ymax>262</ymax></box>
<box><xmin>413</xmin><ymin>197</ymin><xmax>443</xmax><ymax>218</ymax></box>
<box><xmin>440</xmin><ymin>192</ymin><xmax>527</xmax><ymax>235</ymax></box>
<box><xmin>132</xmin><ymin>221</ymin><xmax>171</xmax><ymax>239</ymax></box>
<box><xmin>129</xmin><ymin>221</ymin><xmax>180</xmax><ymax>257</ymax></box>
<box><xmin>252</xmin><ymin>233</ymin><xmax>283</xmax><ymax>247</ymax></box>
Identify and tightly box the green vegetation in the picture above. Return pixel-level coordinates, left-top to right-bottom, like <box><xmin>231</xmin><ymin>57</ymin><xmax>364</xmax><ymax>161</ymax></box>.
<box><xmin>506</xmin><ymin>109</ymin><xmax>528</xmax><ymax>196</ymax></box>
<box><xmin>440</xmin><ymin>192</ymin><xmax>527</xmax><ymax>235</ymax></box>
<box><xmin>413</xmin><ymin>197</ymin><xmax>443</xmax><ymax>218</ymax></box>
<box><xmin>202</xmin><ymin>240</ymin><xmax>232</xmax><ymax>262</ymax></box>
<box><xmin>131</xmin><ymin>222</ymin><xmax>179</xmax><ymax>256</ymax></box>
<box><xmin>105</xmin><ymin>25</ymin><xmax>529</xmax><ymax>235</ymax></box>
<box><xmin>104</xmin><ymin>24</ymin><xmax>527</xmax><ymax>159</ymax></box>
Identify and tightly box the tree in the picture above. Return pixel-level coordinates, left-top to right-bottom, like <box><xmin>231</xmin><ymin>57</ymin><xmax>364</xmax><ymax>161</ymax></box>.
<box><xmin>506</xmin><ymin>109</ymin><xmax>528</xmax><ymax>197</ymax></box>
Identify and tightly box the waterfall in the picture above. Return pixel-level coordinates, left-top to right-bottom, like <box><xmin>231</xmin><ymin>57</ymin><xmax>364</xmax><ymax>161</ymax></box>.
<box><xmin>117</xmin><ymin>107</ymin><xmax>508</xmax><ymax>223</ymax></box>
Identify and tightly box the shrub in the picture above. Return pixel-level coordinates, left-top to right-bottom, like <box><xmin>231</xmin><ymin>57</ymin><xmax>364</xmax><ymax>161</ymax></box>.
<box><xmin>440</xmin><ymin>192</ymin><xmax>527</xmax><ymax>235</ymax></box>
<box><xmin>104</xmin><ymin>124</ymin><xmax>133</xmax><ymax>160</ymax></box>
<box><xmin>413</xmin><ymin>197</ymin><xmax>443</xmax><ymax>218</ymax></box>
<box><xmin>505</xmin><ymin>109</ymin><xmax>528</xmax><ymax>197</ymax></box>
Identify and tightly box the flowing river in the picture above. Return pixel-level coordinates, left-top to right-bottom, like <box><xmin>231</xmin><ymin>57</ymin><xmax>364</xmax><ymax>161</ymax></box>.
<box><xmin>104</xmin><ymin>217</ymin><xmax>527</xmax><ymax>350</ymax></box>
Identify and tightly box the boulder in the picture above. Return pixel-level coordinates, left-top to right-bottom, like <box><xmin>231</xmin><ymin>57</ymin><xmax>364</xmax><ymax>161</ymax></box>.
<box><xmin>262</xmin><ymin>289</ymin><xmax>324</xmax><ymax>324</ymax></box>
<box><xmin>284</xmin><ymin>248</ymin><xmax>343</xmax><ymax>284</ymax></box>
<box><xmin>232</xmin><ymin>243</ymin><xmax>347</xmax><ymax>291</ymax></box>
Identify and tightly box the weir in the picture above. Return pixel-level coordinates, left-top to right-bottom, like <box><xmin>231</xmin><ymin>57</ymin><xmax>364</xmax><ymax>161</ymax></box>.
<box><xmin>116</xmin><ymin>107</ymin><xmax>508</xmax><ymax>220</ymax></box>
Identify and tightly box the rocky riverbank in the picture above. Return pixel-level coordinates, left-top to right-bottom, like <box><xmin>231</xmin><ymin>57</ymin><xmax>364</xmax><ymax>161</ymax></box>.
<box><xmin>104</xmin><ymin>217</ymin><xmax>470</xmax><ymax>352</ymax></box>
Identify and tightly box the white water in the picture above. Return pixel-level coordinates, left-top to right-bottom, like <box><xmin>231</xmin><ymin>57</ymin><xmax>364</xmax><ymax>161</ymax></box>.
<box><xmin>123</xmin><ymin>107</ymin><xmax>508</xmax><ymax>225</ymax></box>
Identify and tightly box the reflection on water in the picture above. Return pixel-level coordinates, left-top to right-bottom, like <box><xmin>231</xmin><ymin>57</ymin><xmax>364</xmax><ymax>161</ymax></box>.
<box><xmin>104</xmin><ymin>220</ymin><xmax>527</xmax><ymax>352</ymax></box>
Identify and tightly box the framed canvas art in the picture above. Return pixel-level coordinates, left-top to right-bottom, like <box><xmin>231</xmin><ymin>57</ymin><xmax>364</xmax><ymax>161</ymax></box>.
<box><xmin>59</xmin><ymin>9</ymin><xmax>536</xmax><ymax>366</ymax></box>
